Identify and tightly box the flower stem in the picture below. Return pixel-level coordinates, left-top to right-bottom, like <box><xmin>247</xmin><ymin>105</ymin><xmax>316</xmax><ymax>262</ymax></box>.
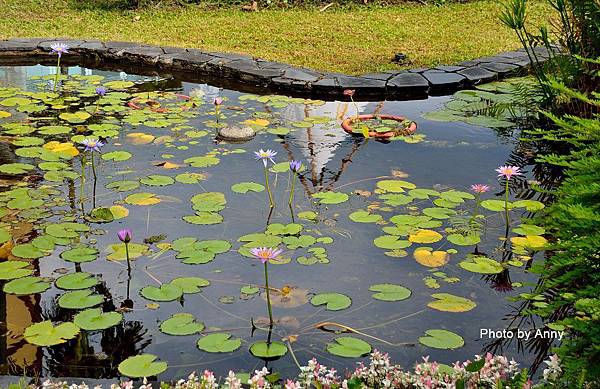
<box><xmin>54</xmin><ymin>56</ymin><xmax>61</xmax><ymax>93</ymax></box>
<box><xmin>80</xmin><ymin>155</ymin><xmax>86</xmax><ymax>212</ymax></box>
<box><xmin>263</xmin><ymin>261</ymin><xmax>274</xmax><ymax>326</ymax></box>
<box><xmin>350</xmin><ymin>96</ymin><xmax>360</xmax><ymax>119</ymax></box>
<box><xmin>125</xmin><ymin>242</ymin><xmax>132</xmax><ymax>275</ymax></box>
<box><xmin>215</xmin><ymin>106</ymin><xmax>220</xmax><ymax>123</ymax></box>
<box><xmin>288</xmin><ymin>172</ymin><xmax>296</xmax><ymax>206</ymax></box>
<box><xmin>504</xmin><ymin>179</ymin><xmax>510</xmax><ymax>230</ymax></box>
<box><xmin>264</xmin><ymin>166</ymin><xmax>274</xmax><ymax>208</ymax></box>
<box><xmin>90</xmin><ymin>152</ymin><xmax>97</xmax><ymax>182</ymax></box>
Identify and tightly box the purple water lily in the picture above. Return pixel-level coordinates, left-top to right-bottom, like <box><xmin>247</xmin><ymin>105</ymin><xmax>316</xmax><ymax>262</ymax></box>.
<box><xmin>254</xmin><ymin>149</ymin><xmax>277</xmax><ymax>168</ymax></box>
<box><xmin>118</xmin><ymin>229</ymin><xmax>132</xmax><ymax>244</ymax></box>
<box><xmin>81</xmin><ymin>138</ymin><xmax>104</xmax><ymax>153</ymax></box>
<box><xmin>50</xmin><ymin>43</ymin><xmax>69</xmax><ymax>58</ymax></box>
<box><xmin>95</xmin><ymin>86</ymin><xmax>107</xmax><ymax>96</ymax></box>
<box><xmin>289</xmin><ymin>160</ymin><xmax>302</xmax><ymax>173</ymax></box>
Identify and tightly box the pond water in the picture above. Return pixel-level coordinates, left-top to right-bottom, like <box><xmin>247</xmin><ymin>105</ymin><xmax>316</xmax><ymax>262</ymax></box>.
<box><xmin>0</xmin><ymin>65</ymin><xmax>551</xmax><ymax>381</ymax></box>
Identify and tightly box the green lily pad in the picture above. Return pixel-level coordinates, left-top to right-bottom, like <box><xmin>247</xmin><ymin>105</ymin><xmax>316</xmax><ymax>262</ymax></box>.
<box><xmin>369</xmin><ymin>283</ymin><xmax>411</xmax><ymax>301</ymax></box>
<box><xmin>7</xmin><ymin>196</ymin><xmax>44</xmax><ymax>210</ymax></box>
<box><xmin>74</xmin><ymin>308</ymin><xmax>123</xmax><ymax>330</ymax></box>
<box><xmin>282</xmin><ymin>235</ymin><xmax>316</xmax><ymax>249</ymax></box>
<box><xmin>422</xmin><ymin>207</ymin><xmax>457</xmax><ymax>219</ymax></box>
<box><xmin>513</xmin><ymin>199</ymin><xmax>545</xmax><ymax>211</ymax></box>
<box><xmin>266</xmin><ymin>223</ymin><xmax>303</xmax><ymax>236</ymax></box>
<box><xmin>312</xmin><ymin>191</ymin><xmax>349</xmax><ymax>204</ymax></box>
<box><xmin>349</xmin><ymin>211</ymin><xmax>383</xmax><ymax>223</ymax></box>
<box><xmin>102</xmin><ymin>151</ymin><xmax>132</xmax><ymax>162</ymax></box>
<box><xmin>310</xmin><ymin>293</ymin><xmax>351</xmax><ymax>311</ymax></box>
<box><xmin>231</xmin><ymin>182</ymin><xmax>265</xmax><ymax>193</ymax></box>
<box><xmin>0</xmin><ymin>163</ymin><xmax>35</xmax><ymax>175</ymax></box>
<box><xmin>106</xmin><ymin>243</ymin><xmax>149</xmax><ymax>261</ymax></box>
<box><xmin>458</xmin><ymin>256</ymin><xmax>504</xmax><ymax>274</ymax></box>
<box><xmin>4</xmin><ymin>276</ymin><xmax>51</xmax><ymax>295</ymax></box>
<box><xmin>373</xmin><ymin>235</ymin><xmax>411</xmax><ymax>250</ymax></box>
<box><xmin>184</xmin><ymin>155</ymin><xmax>220</xmax><ymax>168</ymax></box>
<box><xmin>61</xmin><ymin>246</ymin><xmax>99</xmax><ymax>263</ymax></box>
<box><xmin>241</xmin><ymin>285</ymin><xmax>260</xmax><ymax>295</ymax></box>
<box><xmin>140</xmin><ymin>175</ymin><xmax>175</xmax><ymax>186</ymax></box>
<box><xmin>481</xmin><ymin>199</ymin><xmax>512</xmax><ymax>212</ymax></box>
<box><xmin>326</xmin><ymin>336</ymin><xmax>372</xmax><ymax>358</ymax></box>
<box><xmin>125</xmin><ymin>192</ymin><xmax>161</xmax><ymax>206</ymax></box>
<box><xmin>379</xmin><ymin>194</ymin><xmax>414</xmax><ymax>206</ymax></box>
<box><xmin>190</xmin><ymin>192</ymin><xmax>226</xmax><ymax>212</ymax></box>
<box><xmin>427</xmin><ymin>293</ymin><xmax>476</xmax><ymax>312</ymax></box>
<box><xmin>170</xmin><ymin>277</ymin><xmax>210</xmax><ymax>293</ymax></box>
<box><xmin>55</xmin><ymin>272</ymin><xmax>99</xmax><ymax>290</ymax></box>
<box><xmin>0</xmin><ymin>260</ymin><xmax>32</xmax><ymax>280</ymax></box>
<box><xmin>24</xmin><ymin>321</ymin><xmax>80</xmax><ymax>346</ymax></box>
<box><xmin>447</xmin><ymin>233</ymin><xmax>481</xmax><ymax>246</ymax></box>
<box><xmin>58</xmin><ymin>289</ymin><xmax>104</xmax><ymax>309</ymax></box>
<box><xmin>512</xmin><ymin>224</ymin><xmax>545</xmax><ymax>236</ymax></box>
<box><xmin>183</xmin><ymin>212</ymin><xmax>223</xmax><ymax>225</ymax></box>
<box><xmin>249</xmin><ymin>341</ymin><xmax>288</xmax><ymax>359</ymax></box>
<box><xmin>118</xmin><ymin>354</ymin><xmax>168</xmax><ymax>378</ymax></box>
<box><xmin>408</xmin><ymin>188</ymin><xmax>441</xmax><ymax>199</ymax></box>
<box><xmin>175</xmin><ymin>173</ymin><xmax>206</xmax><ymax>184</ymax></box>
<box><xmin>160</xmin><ymin>313</ymin><xmax>204</xmax><ymax>335</ymax></box>
<box><xmin>46</xmin><ymin>222</ymin><xmax>90</xmax><ymax>238</ymax></box>
<box><xmin>197</xmin><ymin>333</ymin><xmax>242</xmax><ymax>353</ymax></box>
<box><xmin>140</xmin><ymin>284</ymin><xmax>183</xmax><ymax>302</ymax></box>
<box><xmin>11</xmin><ymin>244</ymin><xmax>47</xmax><ymax>259</ymax></box>
<box><xmin>60</xmin><ymin>111</ymin><xmax>91</xmax><ymax>123</ymax></box>
<box><xmin>376</xmin><ymin>180</ymin><xmax>416</xmax><ymax>192</ymax></box>
<box><xmin>419</xmin><ymin>329</ymin><xmax>464</xmax><ymax>349</ymax></box>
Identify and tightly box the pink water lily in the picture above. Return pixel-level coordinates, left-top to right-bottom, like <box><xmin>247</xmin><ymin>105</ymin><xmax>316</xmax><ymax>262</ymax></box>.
<box><xmin>213</xmin><ymin>97</ymin><xmax>223</xmax><ymax>106</ymax></box>
<box><xmin>471</xmin><ymin>184</ymin><xmax>491</xmax><ymax>193</ymax></box>
<box><xmin>117</xmin><ymin>229</ymin><xmax>132</xmax><ymax>243</ymax></box>
<box><xmin>250</xmin><ymin>247</ymin><xmax>282</xmax><ymax>264</ymax></box>
<box><xmin>495</xmin><ymin>165</ymin><xmax>522</xmax><ymax>180</ymax></box>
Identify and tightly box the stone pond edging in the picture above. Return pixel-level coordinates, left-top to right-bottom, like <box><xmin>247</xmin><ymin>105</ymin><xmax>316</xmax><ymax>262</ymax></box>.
<box><xmin>0</xmin><ymin>38</ymin><xmax>555</xmax><ymax>100</ymax></box>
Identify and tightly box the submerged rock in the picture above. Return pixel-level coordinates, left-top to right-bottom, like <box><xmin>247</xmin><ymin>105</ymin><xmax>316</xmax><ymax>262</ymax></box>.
<box><xmin>217</xmin><ymin>126</ymin><xmax>256</xmax><ymax>142</ymax></box>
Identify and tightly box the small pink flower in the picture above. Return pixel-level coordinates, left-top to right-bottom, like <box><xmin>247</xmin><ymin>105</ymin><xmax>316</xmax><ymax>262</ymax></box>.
<box><xmin>117</xmin><ymin>229</ymin><xmax>132</xmax><ymax>243</ymax></box>
<box><xmin>343</xmin><ymin>89</ymin><xmax>355</xmax><ymax>97</ymax></box>
<box><xmin>249</xmin><ymin>247</ymin><xmax>282</xmax><ymax>264</ymax></box>
<box><xmin>495</xmin><ymin>165</ymin><xmax>522</xmax><ymax>180</ymax></box>
<box><xmin>471</xmin><ymin>184</ymin><xmax>490</xmax><ymax>193</ymax></box>
<box><xmin>214</xmin><ymin>97</ymin><xmax>223</xmax><ymax>106</ymax></box>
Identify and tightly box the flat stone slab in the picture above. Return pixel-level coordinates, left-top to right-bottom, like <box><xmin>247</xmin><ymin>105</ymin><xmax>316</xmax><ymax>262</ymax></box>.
<box><xmin>0</xmin><ymin>37</ymin><xmax>555</xmax><ymax>100</ymax></box>
<box><xmin>217</xmin><ymin>126</ymin><xmax>256</xmax><ymax>142</ymax></box>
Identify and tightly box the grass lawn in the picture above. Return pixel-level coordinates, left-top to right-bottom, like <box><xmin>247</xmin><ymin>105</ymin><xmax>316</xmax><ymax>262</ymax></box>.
<box><xmin>2</xmin><ymin>0</ymin><xmax>552</xmax><ymax>75</ymax></box>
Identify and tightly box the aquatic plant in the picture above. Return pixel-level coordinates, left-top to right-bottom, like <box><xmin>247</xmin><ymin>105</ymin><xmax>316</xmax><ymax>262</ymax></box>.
<box><xmin>95</xmin><ymin>86</ymin><xmax>107</xmax><ymax>113</ymax></box>
<box><xmin>288</xmin><ymin>160</ymin><xmax>302</xmax><ymax>207</ymax></box>
<box><xmin>118</xmin><ymin>228</ymin><xmax>133</xmax><ymax>275</ymax></box>
<box><xmin>343</xmin><ymin>89</ymin><xmax>360</xmax><ymax>119</ymax></box>
<box><xmin>49</xmin><ymin>43</ymin><xmax>69</xmax><ymax>93</ymax></box>
<box><xmin>213</xmin><ymin>97</ymin><xmax>223</xmax><ymax>123</ymax></box>
<box><xmin>254</xmin><ymin>149</ymin><xmax>277</xmax><ymax>208</ymax></box>
<box><xmin>495</xmin><ymin>165</ymin><xmax>521</xmax><ymax>231</ymax></box>
<box><xmin>80</xmin><ymin>138</ymin><xmax>104</xmax><ymax>209</ymax></box>
<box><xmin>249</xmin><ymin>246</ymin><xmax>282</xmax><ymax>326</ymax></box>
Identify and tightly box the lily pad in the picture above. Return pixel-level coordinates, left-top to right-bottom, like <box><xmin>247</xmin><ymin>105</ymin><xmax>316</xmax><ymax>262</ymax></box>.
<box><xmin>422</xmin><ymin>207</ymin><xmax>457</xmax><ymax>219</ymax></box>
<box><xmin>512</xmin><ymin>224</ymin><xmax>545</xmax><ymax>236</ymax></box>
<box><xmin>183</xmin><ymin>212</ymin><xmax>223</xmax><ymax>225</ymax></box>
<box><xmin>170</xmin><ymin>277</ymin><xmax>210</xmax><ymax>293</ymax></box>
<box><xmin>58</xmin><ymin>289</ymin><xmax>104</xmax><ymax>309</ymax></box>
<box><xmin>419</xmin><ymin>329</ymin><xmax>464</xmax><ymax>349</ymax></box>
<box><xmin>61</xmin><ymin>246</ymin><xmax>99</xmax><ymax>263</ymax></box>
<box><xmin>231</xmin><ymin>182</ymin><xmax>265</xmax><ymax>193</ymax></box>
<box><xmin>326</xmin><ymin>337</ymin><xmax>372</xmax><ymax>358</ymax></box>
<box><xmin>74</xmin><ymin>308</ymin><xmax>123</xmax><ymax>330</ymax></box>
<box><xmin>106</xmin><ymin>243</ymin><xmax>148</xmax><ymax>261</ymax></box>
<box><xmin>24</xmin><ymin>321</ymin><xmax>80</xmax><ymax>346</ymax></box>
<box><xmin>312</xmin><ymin>191</ymin><xmax>349</xmax><ymax>204</ymax></box>
<box><xmin>0</xmin><ymin>261</ymin><xmax>33</xmax><ymax>280</ymax></box>
<box><xmin>373</xmin><ymin>235</ymin><xmax>411</xmax><ymax>250</ymax></box>
<box><xmin>376</xmin><ymin>180</ymin><xmax>416</xmax><ymax>193</ymax></box>
<box><xmin>197</xmin><ymin>333</ymin><xmax>242</xmax><ymax>353</ymax></box>
<box><xmin>160</xmin><ymin>313</ymin><xmax>204</xmax><ymax>336</ymax></box>
<box><xmin>369</xmin><ymin>283</ymin><xmax>411</xmax><ymax>301</ymax></box>
<box><xmin>140</xmin><ymin>284</ymin><xmax>183</xmax><ymax>302</ymax></box>
<box><xmin>55</xmin><ymin>272</ymin><xmax>99</xmax><ymax>290</ymax></box>
<box><xmin>125</xmin><ymin>192</ymin><xmax>161</xmax><ymax>206</ymax></box>
<box><xmin>3</xmin><ymin>276</ymin><xmax>50</xmax><ymax>295</ymax></box>
<box><xmin>102</xmin><ymin>151</ymin><xmax>132</xmax><ymax>162</ymax></box>
<box><xmin>481</xmin><ymin>199</ymin><xmax>512</xmax><ymax>212</ymax></box>
<box><xmin>140</xmin><ymin>175</ymin><xmax>175</xmax><ymax>187</ymax></box>
<box><xmin>458</xmin><ymin>256</ymin><xmax>504</xmax><ymax>274</ymax></box>
<box><xmin>249</xmin><ymin>341</ymin><xmax>288</xmax><ymax>359</ymax></box>
<box><xmin>349</xmin><ymin>211</ymin><xmax>383</xmax><ymax>223</ymax></box>
<box><xmin>414</xmin><ymin>248</ymin><xmax>449</xmax><ymax>268</ymax></box>
<box><xmin>409</xmin><ymin>229</ymin><xmax>443</xmax><ymax>244</ymax></box>
<box><xmin>427</xmin><ymin>293</ymin><xmax>476</xmax><ymax>312</ymax></box>
<box><xmin>184</xmin><ymin>155</ymin><xmax>220</xmax><ymax>168</ymax></box>
<box><xmin>447</xmin><ymin>233</ymin><xmax>481</xmax><ymax>246</ymax></box>
<box><xmin>310</xmin><ymin>293</ymin><xmax>351</xmax><ymax>311</ymax></box>
<box><xmin>0</xmin><ymin>163</ymin><xmax>35</xmax><ymax>175</ymax></box>
<box><xmin>118</xmin><ymin>354</ymin><xmax>168</xmax><ymax>378</ymax></box>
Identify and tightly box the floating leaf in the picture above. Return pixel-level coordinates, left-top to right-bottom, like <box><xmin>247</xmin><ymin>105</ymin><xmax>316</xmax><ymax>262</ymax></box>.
<box><xmin>427</xmin><ymin>293</ymin><xmax>476</xmax><ymax>312</ymax></box>
<box><xmin>241</xmin><ymin>285</ymin><xmax>260</xmax><ymax>295</ymax></box>
<box><xmin>102</xmin><ymin>151</ymin><xmax>132</xmax><ymax>162</ymax></box>
<box><xmin>481</xmin><ymin>199</ymin><xmax>512</xmax><ymax>212</ymax></box>
<box><xmin>105</xmin><ymin>80</ymin><xmax>135</xmax><ymax>89</ymax></box>
<box><xmin>326</xmin><ymin>337</ymin><xmax>371</xmax><ymax>358</ymax></box>
<box><xmin>24</xmin><ymin>321</ymin><xmax>80</xmax><ymax>346</ymax></box>
<box><xmin>175</xmin><ymin>172</ymin><xmax>207</xmax><ymax>184</ymax></box>
<box><xmin>409</xmin><ymin>229</ymin><xmax>443</xmax><ymax>244</ymax></box>
<box><xmin>191</xmin><ymin>192</ymin><xmax>226</xmax><ymax>212</ymax></box>
<box><xmin>118</xmin><ymin>354</ymin><xmax>168</xmax><ymax>378</ymax></box>
<box><xmin>61</xmin><ymin>246</ymin><xmax>99</xmax><ymax>263</ymax></box>
<box><xmin>197</xmin><ymin>333</ymin><xmax>242</xmax><ymax>353</ymax></box>
<box><xmin>510</xmin><ymin>235</ymin><xmax>547</xmax><ymax>250</ymax></box>
<box><xmin>170</xmin><ymin>277</ymin><xmax>210</xmax><ymax>293</ymax></box>
<box><xmin>349</xmin><ymin>211</ymin><xmax>382</xmax><ymax>223</ymax></box>
<box><xmin>4</xmin><ymin>276</ymin><xmax>51</xmax><ymax>295</ymax></box>
<box><xmin>458</xmin><ymin>256</ymin><xmax>504</xmax><ymax>274</ymax></box>
<box><xmin>160</xmin><ymin>313</ymin><xmax>204</xmax><ymax>335</ymax></box>
<box><xmin>447</xmin><ymin>233</ymin><xmax>481</xmax><ymax>246</ymax></box>
<box><xmin>55</xmin><ymin>272</ymin><xmax>99</xmax><ymax>290</ymax></box>
<box><xmin>231</xmin><ymin>182</ymin><xmax>265</xmax><ymax>193</ymax></box>
<box><xmin>140</xmin><ymin>284</ymin><xmax>183</xmax><ymax>302</ymax></box>
<box><xmin>379</xmin><ymin>194</ymin><xmax>414</xmax><ymax>206</ymax></box>
<box><xmin>312</xmin><ymin>191</ymin><xmax>349</xmax><ymax>204</ymax></box>
<box><xmin>419</xmin><ymin>329</ymin><xmax>464</xmax><ymax>349</ymax></box>
<box><xmin>266</xmin><ymin>223</ymin><xmax>303</xmax><ymax>236</ymax></box>
<box><xmin>414</xmin><ymin>248</ymin><xmax>449</xmax><ymax>267</ymax></box>
<box><xmin>513</xmin><ymin>199</ymin><xmax>545</xmax><ymax>211</ymax></box>
<box><xmin>59</xmin><ymin>111</ymin><xmax>91</xmax><ymax>123</ymax></box>
<box><xmin>74</xmin><ymin>308</ymin><xmax>123</xmax><ymax>330</ymax></box>
<box><xmin>408</xmin><ymin>188</ymin><xmax>440</xmax><ymax>199</ymax></box>
<box><xmin>422</xmin><ymin>207</ymin><xmax>457</xmax><ymax>219</ymax></box>
<box><xmin>310</xmin><ymin>293</ymin><xmax>351</xmax><ymax>311</ymax></box>
<box><xmin>0</xmin><ymin>261</ymin><xmax>33</xmax><ymax>280</ymax></box>
<box><xmin>106</xmin><ymin>243</ymin><xmax>148</xmax><ymax>261</ymax></box>
<box><xmin>376</xmin><ymin>180</ymin><xmax>416</xmax><ymax>193</ymax></box>
<box><xmin>46</xmin><ymin>222</ymin><xmax>90</xmax><ymax>238</ymax></box>
<box><xmin>11</xmin><ymin>243</ymin><xmax>47</xmax><ymax>259</ymax></box>
<box><xmin>58</xmin><ymin>289</ymin><xmax>104</xmax><ymax>309</ymax></box>
<box><xmin>369</xmin><ymin>283</ymin><xmax>411</xmax><ymax>301</ymax></box>
<box><xmin>0</xmin><ymin>163</ymin><xmax>35</xmax><ymax>175</ymax></box>
<box><xmin>373</xmin><ymin>235</ymin><xmax>411</xmax><ymax>250</ymax></box>
<box><xmin>512</xmin><ymin>224</ymin><xmax>545</xmax><ymax>236</ymax></box>
<box><xmin>249</xmin><ymin>341</ymin><xmax>288</xmax><ymax>359</ymax></box>
<box><xmin>184</xmin><ymin>155</ymin><xmax>220</xmax><ymax>168</ymax></box>
<box><xmin>140</xmin><ymin>175</ymin><xmax>174</xmax><ymax>186</ymax></box>
<box><xmin>183</xmin><ymin>212</ymin><xmax>223</xmax><ymax>225</ymax></box>
<box><xmin>125</xmin><ymin>192</ymin><xmax>161</xmax><ymax>206</ymax></box>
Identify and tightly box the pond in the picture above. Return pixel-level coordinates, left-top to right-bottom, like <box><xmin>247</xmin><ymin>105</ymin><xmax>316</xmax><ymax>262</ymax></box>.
<box><xmin>0</xmin><ymin>64</ymin><xmax>550</xmax><ymax>381</ymax></box>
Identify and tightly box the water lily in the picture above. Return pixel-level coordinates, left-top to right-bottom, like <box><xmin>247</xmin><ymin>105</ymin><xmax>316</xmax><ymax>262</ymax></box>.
<box><xmin>471</xmin><ymin>184</ymin><xmax>491</xmax><ymax>193</ymax></box>
<box><xmin>288</xmin><ymin>160</ymin><xmax>302</xmax><ymax>207</ymax></box>
<box><xmin>250</xmin><ymin>247</ymin><xmax>282</xmax><ymax>326</ymax></box>
<box><xmin>496</xmin><ymin>165</ymin><xmax>522</xmax><ymax>231</ymax></box>
<box><xmin>255</xmin><ymin>149</ymin><xmax>277</xmax><ymax>208</ymax></box>
<box><xmin>118</xmin><ymin>229</ymin><xmax>133</xmax><ymax>275</ymax></box>
<box><xmin>81</xmin><ymin>138</ymin><xmax>104</xmax><ymax>153</ymax></box>
<box><xmin>95</xmin><ymin>86</ymin><xmax>107</xmax><ymax>96</ymax></box>
<box><xmin>214</xmin><ymin>97</ymin><xmax>223</xmax><ymax>123</ymax></box>
<box><xmin>50</xmin><ymin>43</ymin><xmax>69</xmax><ymax>93</ymax></box>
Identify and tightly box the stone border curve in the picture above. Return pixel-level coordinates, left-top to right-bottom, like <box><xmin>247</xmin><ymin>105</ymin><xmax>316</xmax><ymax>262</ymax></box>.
<box><xmin>0</xmin><ymin>38</ymin><xmax>555</xmax><ymax>100</ymax></box>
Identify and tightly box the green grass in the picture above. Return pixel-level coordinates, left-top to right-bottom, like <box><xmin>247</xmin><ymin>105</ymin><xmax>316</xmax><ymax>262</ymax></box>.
<box><xmin>1</xmin><ymin>0</ymin><xmax>553</xmax><ymax>74</ymax></box>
